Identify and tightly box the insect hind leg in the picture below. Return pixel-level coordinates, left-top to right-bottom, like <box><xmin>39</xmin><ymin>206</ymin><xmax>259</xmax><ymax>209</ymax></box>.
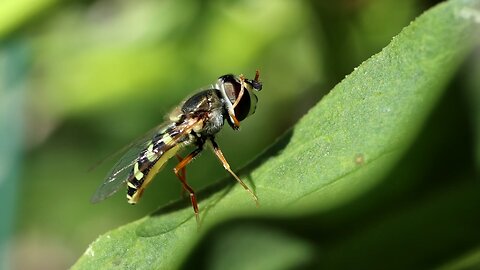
<box><xmin>173</xmin><ymin>146</ymin><xmax>203</xmax><ymax>226</ymax></box>
<box><xmin>175</xmin><ymin>154</ymin><xmax>188</xmax><ymax>198</ymax></box>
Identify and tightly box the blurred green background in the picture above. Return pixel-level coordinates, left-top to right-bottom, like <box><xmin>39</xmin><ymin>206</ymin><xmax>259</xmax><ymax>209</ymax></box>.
<box><xmin>1</xmin><ymin>0</ymin><xmax>478</xmax><ymax>269</ymax></box>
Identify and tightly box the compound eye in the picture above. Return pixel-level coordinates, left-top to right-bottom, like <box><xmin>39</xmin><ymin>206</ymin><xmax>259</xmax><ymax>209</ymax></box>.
<box><xmin>217</xmin><ymin>74</ymin><xmax>258</xmax><ymax>122</ymax></box>
<box><xmin>233</xmin><ymin>90</ymin><xmax>251</xmax><ymax>121</ymax></box>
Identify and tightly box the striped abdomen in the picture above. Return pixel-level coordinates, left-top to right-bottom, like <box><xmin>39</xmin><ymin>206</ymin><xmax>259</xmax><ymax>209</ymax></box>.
<box><xmin>126</xmin><ymin>125</ymin><xmax>189</xmax><ymax>204</ymax></box>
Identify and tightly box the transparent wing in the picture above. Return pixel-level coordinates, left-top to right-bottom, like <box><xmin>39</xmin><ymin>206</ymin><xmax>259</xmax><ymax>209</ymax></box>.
<box><xmin>90</xmin><ymin>122</ymin><xmax>172</xmax><ymax>203</ymax></box>
<box><xmin>90</xmin><ymin>117</ymin><xmax>201</xmax><ymax>203</ymax></box>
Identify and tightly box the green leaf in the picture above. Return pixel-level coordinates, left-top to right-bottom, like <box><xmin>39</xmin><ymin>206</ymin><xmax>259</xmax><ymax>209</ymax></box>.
<box><xmin>73</xmin><ymin>0</ymin><xmax>480</xmax><ymax>269</ymax></box>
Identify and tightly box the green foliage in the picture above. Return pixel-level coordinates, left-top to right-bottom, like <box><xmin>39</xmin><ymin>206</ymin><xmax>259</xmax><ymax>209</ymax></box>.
<box><xmin>73</xmin><ymin>0</ymin><xmax>480</xmax><ymax>269</ymax></box>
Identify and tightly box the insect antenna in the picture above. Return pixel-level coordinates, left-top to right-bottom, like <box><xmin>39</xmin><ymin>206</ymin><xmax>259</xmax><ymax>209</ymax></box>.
<box><xmin>254</xmin><ymin>69</ymin><xmax>260</xmax><ymax>82</ymax></box>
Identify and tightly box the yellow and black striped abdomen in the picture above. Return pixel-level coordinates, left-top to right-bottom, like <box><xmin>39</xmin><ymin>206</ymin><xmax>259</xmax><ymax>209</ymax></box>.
<box><xmin>126</xmin><ymin>128</ymin><xmax>186</xmax><ymax>204</ymax></box>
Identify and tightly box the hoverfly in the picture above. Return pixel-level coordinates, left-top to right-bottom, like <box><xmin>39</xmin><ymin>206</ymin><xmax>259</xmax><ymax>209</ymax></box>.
<box><xmin>91</xmin><ymin>71</ymin><xmax>262</xmax><ymax>224</ymax></box>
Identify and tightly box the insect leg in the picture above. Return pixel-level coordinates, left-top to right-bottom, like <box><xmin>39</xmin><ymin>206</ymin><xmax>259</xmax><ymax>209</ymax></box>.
<box><xmin>173</xmin><ymin>147</ymin><xmax>203</xmax><ymax>225</ymax></box>
<box><xmin>228</xmin><ymin>75</ymin><xmax>246</xmax><ymax>130</ymax></box>
<box><xmin>220</xmin><ymin>82</ymin><xmax>241</xmax><ymax>129</ymax></box>
<box><xmin>175</xmin><ymin>154</ymin><xmax>188</xmax><ymax>198</ymax></box>
<box><xmin>228</xmin><ymin>111</ymin><xmax>241</xmax><ymax>130</ymax></box>
<box><xmin>209</xmin><ymin>138</ymin><xmax>259</xmax><ymax>207</ymax></box>
<box><xmin>232</xmin><ymin>74</ymin><xmax>246</xmax><ymax>109</ymax></box>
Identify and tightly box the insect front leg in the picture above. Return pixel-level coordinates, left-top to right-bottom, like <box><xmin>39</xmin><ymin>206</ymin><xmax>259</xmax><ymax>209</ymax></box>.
<box><xmin>232</xmin><ymin>74</ymin><xmax>246</xmax><ymax>109</ymax></box>
<box><xmin>219</xmin><ymin>82</ymin><xmax>241</xmax><ymax>130</ymax></box>
<box><xmin>173</xmin><ymin>146</ymin><xmax>203</xmax><ymax>226</ymax></box>
<box><xmin>209</xmin><ymin>138</ymin><xmax>259</xmax><ymax>207</ymax></box>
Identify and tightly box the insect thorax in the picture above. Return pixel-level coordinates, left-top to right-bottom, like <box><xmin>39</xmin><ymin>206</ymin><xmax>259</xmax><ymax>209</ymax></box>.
<box><xmin>181</xmin><ymin>89</ymin><xmax>226</xmax><ymax>137</ymax></box>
